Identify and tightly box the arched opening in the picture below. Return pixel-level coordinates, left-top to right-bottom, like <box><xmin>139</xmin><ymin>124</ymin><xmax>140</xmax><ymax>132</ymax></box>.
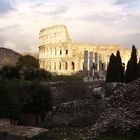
<box><xmin>55</xmin><ymin>48</ymin><xmax>57</xmax><ymax>55</ymax></box>
<box><xmin>59</xmin><ymin>62</ymin><xmax>61</xmax><ymax>70</ymax></box>
<box><xmin>65</xmin><ymin>50</ymin><xmax>68</xmax><ymax>55</ymax></box>
<box><xmin>54</xmin><ymin>62</ymin><xmax>56</xmax><ymax>70</ymax></box>
<box><xmin>72</xmin><ymin>62</ymin><xmax>75</xmax><ymax>70</ymax></box>
<box><xmin>60</xmin><ymin>50</ymin><xmax>62</xmax><ymax>55</ymax></box>
<box><xmin>65</xmin><ymin>62</ymin><xmax>68</xmax><ymax>70</ymax></box>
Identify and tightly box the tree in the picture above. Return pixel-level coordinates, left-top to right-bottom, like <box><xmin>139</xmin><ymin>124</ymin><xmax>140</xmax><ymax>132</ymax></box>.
<box><xmin>20</xmin><ymin>81</ymin><xmax>53</xmax><ymax>125</ymax></box>
<box><xmin>137</xmin><ymin>60</ymin><xmax>140</xmax><ymax>78</ymax></box>
<box><xmin>125</xmin><ymin>45</ymin><xmax>137</xmax><ymax>83</ymax></box>
<box><xmin>0</xmin><ymin>78</ymin><xmax>21</xmax><ymax>120</ymax></box>
<box><xmin>17</xmin><ymin>55</ymin><xmax>39</xmax><ymax>69</ymax></box>
<box><xmin>106</xmin><ymin>53</ymin><xmax>117</xmax><ymax>82</ymax></box>
<box><xmin>116</xmin><ymin>51</ymin><xmax>125</xmax><ymax>82</ymax></box>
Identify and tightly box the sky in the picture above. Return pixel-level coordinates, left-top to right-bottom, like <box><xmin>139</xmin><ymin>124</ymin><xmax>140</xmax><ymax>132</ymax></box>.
<box><xmin>0</xmin><ymin>0</ymin><xmax>140</xmax><ymax>53</ymax></box>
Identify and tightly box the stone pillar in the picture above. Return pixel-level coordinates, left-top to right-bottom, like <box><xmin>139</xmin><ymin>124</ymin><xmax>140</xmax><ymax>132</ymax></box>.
<box><xmin>83</xmin><ymin>50</ymin><xmax>88</xmax><ymax>81</ymax></box>
<box><xmin>50</xmin><ymin>62</ymin><xmax>52</xmax><ymax>70</ymax></box>
<box><xmin>89</xmin><ymin>52</ymin><xmax>94</xmax><ymax>81</ymax></box>
<box><xmin>99</xmin><ymin>54</ymin><xmax>102</xmax><ymax>72</ymax></box>
<box><xmin>94</xmin><ymin>52</ymin><xmax>98</xmax><ymax>71</ymax></box>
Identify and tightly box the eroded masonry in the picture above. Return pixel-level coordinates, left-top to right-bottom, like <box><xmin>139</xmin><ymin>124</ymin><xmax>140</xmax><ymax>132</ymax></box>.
<box><xmin>39</xmin><ymin>25</ymin><xmax>140</xmax><ymax>77</ymax></box>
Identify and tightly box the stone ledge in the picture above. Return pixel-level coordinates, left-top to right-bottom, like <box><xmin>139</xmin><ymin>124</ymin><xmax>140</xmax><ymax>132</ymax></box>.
<box><xmin>0</xmin><ymin>125</ymin><xmax>48</xmax><ymax>140</ymax></box>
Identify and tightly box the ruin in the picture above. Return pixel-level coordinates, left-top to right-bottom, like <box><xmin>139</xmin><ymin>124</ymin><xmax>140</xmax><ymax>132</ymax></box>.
<box><xmin>39</xmin><ymin>25</ymin><xmax>140</xmax><ymax>77</ymax></box>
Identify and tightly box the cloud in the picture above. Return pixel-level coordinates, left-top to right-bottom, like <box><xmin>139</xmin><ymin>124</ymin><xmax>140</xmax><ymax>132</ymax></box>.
<box><xmin>114</xmin><ymin>0</ymin><xmax>138</xmax><ymax>4</ymax></box>
<box><xmin>0</xmin><ymin>0</ymin><xmax>15</xmax><ymax>16</ymax></box>
<box><xmin>0</xmin><ymin>0</ymin><xmax>140</xmax><ymax>53</ymax></box>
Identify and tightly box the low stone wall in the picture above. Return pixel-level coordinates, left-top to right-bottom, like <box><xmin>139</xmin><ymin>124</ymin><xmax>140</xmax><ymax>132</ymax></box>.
<box><xmin>0</xmin><ymin>125</ymin><xmax>48</xmax><ymax>140</ymax></box>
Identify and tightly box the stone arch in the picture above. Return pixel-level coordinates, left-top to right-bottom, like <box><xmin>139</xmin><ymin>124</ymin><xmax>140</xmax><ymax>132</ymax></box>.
<box><xmin>72</xmin><ymin>62</ymin><xmax>75</xmax><ymax>70</ymax></box>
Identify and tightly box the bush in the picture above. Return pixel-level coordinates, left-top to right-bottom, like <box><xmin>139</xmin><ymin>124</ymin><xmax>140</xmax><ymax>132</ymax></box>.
<box><xmin>23</xmin><ymin>68</ymin><xmax>51</xmax><ymax>81</ymax></box>
<box><xmin>0</xmin><ymin>65</ymin><xmax>20</xmax><ymax>79</ymax></box>
<box><xmin>20</xmin><ymin>81</ymin><xmax>53</xmax><ymax>113</ymax></box>
<box><xmin>0</xmin><ymin>78</ymin><xmax>21</xmax><ymax>120</ymax></box>
<box><xmin>0</xmin><ymin>78</ymin><xmax>53</xmax><ymax>123</ymax></box>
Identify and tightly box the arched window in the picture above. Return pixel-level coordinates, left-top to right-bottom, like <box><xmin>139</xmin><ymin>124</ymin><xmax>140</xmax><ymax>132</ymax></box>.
<box><xmin>65</xmin><ymin>62</ymin><xmax>68</xmax><ymax>70</ymax></box>
<box><xmin>72</xmin><ymin>62</ymin><xmax>75</xmax><ymax>70</ymax></box>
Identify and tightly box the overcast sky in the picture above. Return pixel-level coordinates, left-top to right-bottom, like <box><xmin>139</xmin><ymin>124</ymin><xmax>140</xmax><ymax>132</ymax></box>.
<box><xmin>0</xmin><ymin>0</ymin><xmax>140</xmax><ymax>53</ymax></box>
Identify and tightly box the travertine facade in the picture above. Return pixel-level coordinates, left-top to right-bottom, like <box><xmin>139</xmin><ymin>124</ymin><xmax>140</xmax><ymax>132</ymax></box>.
<box><xmin>39</xmin><ymin>25</ymin><xmax>140</xmax><ymax>75</ymax></box>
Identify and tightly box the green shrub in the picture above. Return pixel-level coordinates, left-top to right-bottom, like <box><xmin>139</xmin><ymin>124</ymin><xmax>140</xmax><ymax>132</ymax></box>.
<box><xmin>23</xmin><ymin>68</ymin><xmax>51</xmax><ymax>81</ymax></box>
<box><xmin>0</xmin><ymin>65</ymin><xmax>20</xmax><ymax>79</ymax></box>
<box><xmin>0</xmin><ymin>78</ymin><xmax>53</xmax><ymax>123</ymax></box>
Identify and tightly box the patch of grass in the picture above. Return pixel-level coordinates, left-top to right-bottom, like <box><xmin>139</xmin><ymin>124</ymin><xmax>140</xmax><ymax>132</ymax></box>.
<box><xmin>51</xmin><ymin>75</ymin><xmax>83</xmax><ymax>81</ymax></box>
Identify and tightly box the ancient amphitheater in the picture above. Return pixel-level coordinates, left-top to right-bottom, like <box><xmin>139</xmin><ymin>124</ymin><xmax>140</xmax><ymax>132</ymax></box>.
<box><xmin>0</xmin><ymin>47</ymin><xmax>21</xmax><ymax>68</ymax></box>
<box><xmin>39</xmin><ymin>25</ymin><xmax>140</xmax><ymax>76</ymax></box>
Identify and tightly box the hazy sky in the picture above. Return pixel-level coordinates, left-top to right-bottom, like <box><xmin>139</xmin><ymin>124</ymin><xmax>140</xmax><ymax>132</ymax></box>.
<box><xmin>0</xmin><ymin>0</ymin><xmax>140</xmax><ymax>53</ymax></box>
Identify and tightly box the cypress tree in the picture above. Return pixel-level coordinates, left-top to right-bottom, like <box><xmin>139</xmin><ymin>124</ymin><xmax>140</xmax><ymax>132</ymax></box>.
<box><xmin>125</xmin><ymin>45</ymin><xmax>137</xmax><ymax>83</ymax></box>
<box><xmin>116</xmin><ymin>51</ymin><xmax>125</xmax><ymax>82</ymax></box>
<box><xmin>137</xmin><ymin>60</ymin><xmax>140</xmax><ymax>78</ymax></box>
<box><xmin>106</xmin><ymin>53</ymin><xmax>117</xmax><ymax>82</ymax></box>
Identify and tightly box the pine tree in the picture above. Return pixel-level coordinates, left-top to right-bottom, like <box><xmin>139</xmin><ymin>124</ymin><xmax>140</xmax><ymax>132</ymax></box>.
<box><xmin>116</xmin><ymin>51</ymin><xmax>125</xmax><ymax>82</ymax></box>
<box><xmin>125</xmin><ymin>45</ymin><xmax>137</xmax><ymax>83</ymax></box>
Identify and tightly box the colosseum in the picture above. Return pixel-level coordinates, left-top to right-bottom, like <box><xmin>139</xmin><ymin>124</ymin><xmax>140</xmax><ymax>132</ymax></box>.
<box><xmin>39</xmin><ymin>25</ymin><xmax>140</xmax><ymax>77</ymax></box>
<box><xmin>0</xmin><ymin>47</ymin><xmax>21</xmax><ymax>68</ymax></box>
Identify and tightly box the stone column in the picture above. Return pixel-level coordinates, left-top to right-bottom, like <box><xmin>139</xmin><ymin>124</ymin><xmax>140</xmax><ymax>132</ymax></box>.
<box><xmin>89</xmin><ymin>52</ymin><xmax>94</xmax><ymax>81</ymax></box>
<box><xmin>94</xmin><ymin>52</ymin><xmax>98</xmax><ymax>71</ymax></box>
<box><xmin>99</xmin><ymin>54</ymin><xmax>102</xmax><ymax>72</ymax></box>
<box><xmin>83</xmin><ymin>50</ymin><xmax>88</xmax><ymax>81</ymax></box>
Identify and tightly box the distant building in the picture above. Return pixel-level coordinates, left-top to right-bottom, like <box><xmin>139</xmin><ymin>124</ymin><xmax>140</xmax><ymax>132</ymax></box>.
<box><xmin>0</xmin><ymin>47</ymin><xmax>21</xmax><ymax>68</ymax></box>
<box><xmin>39</xmin><ymin>25</ymin><xmax>140</xmax><ymax>76</ymax></box>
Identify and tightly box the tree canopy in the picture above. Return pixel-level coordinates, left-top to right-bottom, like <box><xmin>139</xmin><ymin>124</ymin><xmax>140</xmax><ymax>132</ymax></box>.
<box><xmin>125</xmin><ymin>45</ymin><xmax>137</xmax><ymax>83</ymax></box>
<box><xmin>106</xmin><ymin>51</ymin><xmax>124</xmax><ymax>83</ymax></box>
<box><xmin>0</xmin><ymin>78</ymin><xmax>53</xmax><ymax>123</ymax></box>
<box><xmin>17</xmin><ymin>55</ymin><xmax>39</xmax><ymax>69</ymax></box>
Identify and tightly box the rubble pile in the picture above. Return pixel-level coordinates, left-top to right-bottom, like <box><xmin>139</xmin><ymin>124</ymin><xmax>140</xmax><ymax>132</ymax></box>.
<box><xmin>45</xmin><ymin>79</ymin><xmax>140</xmax><ymax>138</ymax></box>
<box><xmin>45</xmin><ymin>99</ymin><xmax>107</xmax><ymax>127</ymax></box>
<box><xmin>90</xmin><ymin>79</ymin><xmax>140</xmax><ymax>138</ymax></box>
